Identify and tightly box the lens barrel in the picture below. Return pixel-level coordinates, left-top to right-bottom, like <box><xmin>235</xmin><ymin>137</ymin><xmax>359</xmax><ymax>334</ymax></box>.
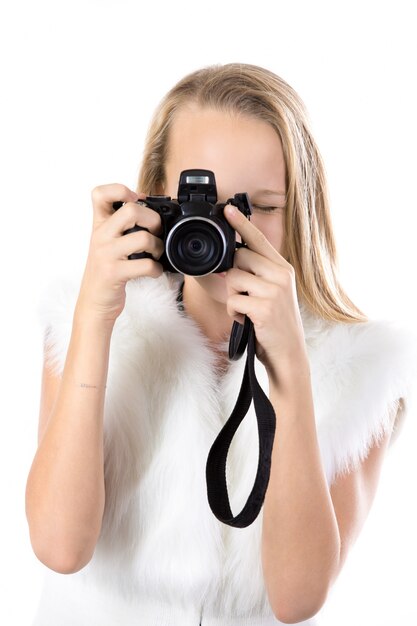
<box><xmin>165</xmin><ymin>217</ymin><xmax>227</xmax><ymax>276</ymax></box>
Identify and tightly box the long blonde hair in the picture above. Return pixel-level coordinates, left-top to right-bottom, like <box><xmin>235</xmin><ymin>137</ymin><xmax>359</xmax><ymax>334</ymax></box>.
<box><xmin>137</xmin><ymin>63</ymin><xmax>367</xmax><ymax>323</ymax></box>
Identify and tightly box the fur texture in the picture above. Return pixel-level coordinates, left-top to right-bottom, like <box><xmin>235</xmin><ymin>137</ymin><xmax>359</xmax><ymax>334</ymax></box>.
<box><xmin>32</xmin><ymin>272</ymin><xmax>417</xmax><ymax>625</ymax></box>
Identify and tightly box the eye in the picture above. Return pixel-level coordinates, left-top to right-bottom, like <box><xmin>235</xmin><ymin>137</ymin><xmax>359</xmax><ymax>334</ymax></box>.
<box><xmin>251</xmin><ymin>204</ymin><xmax>281</xmax><ymax>213</ymax></box>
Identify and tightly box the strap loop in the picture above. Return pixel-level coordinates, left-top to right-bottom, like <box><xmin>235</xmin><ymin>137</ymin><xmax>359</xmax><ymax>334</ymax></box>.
<box><xmin>177</xmin><ymin>280</ymin><xmax>277</xmax><ymax>528</ymax></box>
<box><xmin>206</xmin><ymin>319</ymin><xmax>276</xmax><ymax>527</ymax></box>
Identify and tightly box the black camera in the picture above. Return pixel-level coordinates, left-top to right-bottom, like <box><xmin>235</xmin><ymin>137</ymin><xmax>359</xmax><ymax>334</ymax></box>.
<box><xmin>112</xmin><ymin>169</ymin><xmax>252</xmax><ymax>276</ymax></box>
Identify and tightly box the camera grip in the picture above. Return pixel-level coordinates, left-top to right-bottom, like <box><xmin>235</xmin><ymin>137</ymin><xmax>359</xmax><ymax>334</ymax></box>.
<box><xmin>123</xmin><ymin>224</ymin><xmax>153</xmax><ymax>261</ymax></box>
<box><xmin>112</xmin><ymin>200</ymin><xmax>154</xmax><ymax>261</ymax></box>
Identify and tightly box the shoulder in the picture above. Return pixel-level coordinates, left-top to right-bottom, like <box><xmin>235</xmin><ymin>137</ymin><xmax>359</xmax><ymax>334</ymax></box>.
<box><xmin>36</xmin><ymin>273</ymin><xmax>82</xmax><ymax>376</ymax></box>
<box><xmin>301</xmin><ymin>305</ymin><xmax>417</xmax><ymax>484</ymax></box>
<box><xmin>323</xmin><ymin>316</ymin><xmax>417</xmax><ymax>416</ymax></box>
<box><xmin>37</xmin><ymin>272</ymin><xmax>81</xmax><ymax>330</ymax></box>
<box><xmin>37</xmin><ymin>272</ymin><xmax>184</xmax><ymax>377</ymax></box>
<box><xmin>300</xmin><ymin>303</ymin><xmax>417</xmax><ymax>386</ymax></box>
<box><xmin>37</xmin><ymin>271</ymin><xmax>183</xmax><ymax>329</ymax></box>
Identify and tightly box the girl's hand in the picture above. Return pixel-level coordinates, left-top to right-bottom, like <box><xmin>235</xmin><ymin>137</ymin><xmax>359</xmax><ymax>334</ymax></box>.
<box><xmin>76</xmin><ymin>184</ymin><xmax>165</xmax><ymax>324</ymax></box>
<box><xmin>223</xmin><ymin>205</ymin><xmax>309</xmax><ymax>386</ymax></box>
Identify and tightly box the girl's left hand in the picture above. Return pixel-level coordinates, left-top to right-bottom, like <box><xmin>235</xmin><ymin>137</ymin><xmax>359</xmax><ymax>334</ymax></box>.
<box><xmin>223</xmin><ymin>205</ymin><xmax>309</xmax><ymax>386</ymax></box>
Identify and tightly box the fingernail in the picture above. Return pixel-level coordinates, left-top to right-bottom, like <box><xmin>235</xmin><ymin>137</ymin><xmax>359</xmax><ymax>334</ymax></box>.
<box><xmin>225</xmin><ymin>205</ymin><xmax>237</xmax><ymax>216</ymax></box>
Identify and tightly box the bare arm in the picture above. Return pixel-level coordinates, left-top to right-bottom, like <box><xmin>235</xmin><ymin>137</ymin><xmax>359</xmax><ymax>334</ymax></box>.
<box><xmin>25</xmin><ymin>307</ymin><xmax>114</xmax><ymax>574</ymax></box>
<box><xmin>261</xmin><ymin>358</ymin><xmax>399</xmax><ymax>624</ymax></box>
<box><xmin>261</xmin><ymin>360</ymin><xmax>341</xmax><ymax>623</ymax></box>
<box><xmin>25</xmin><ymin>183</ymin><xmax>164</xmax><ymax>574</ymax></box>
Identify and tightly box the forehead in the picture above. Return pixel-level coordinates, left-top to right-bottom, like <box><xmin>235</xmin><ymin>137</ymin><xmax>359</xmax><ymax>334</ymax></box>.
<box><xmin>165</xmin><ymin>105</ymin><xmax>286</xmax><ymax>197</ymax></box>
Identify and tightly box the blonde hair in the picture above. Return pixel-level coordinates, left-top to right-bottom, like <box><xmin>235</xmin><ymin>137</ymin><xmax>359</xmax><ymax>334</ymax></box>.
<box><xmin>137</xmin><ymin>63</ymin><xmax>367</xmax><ymax>324</ymax></box>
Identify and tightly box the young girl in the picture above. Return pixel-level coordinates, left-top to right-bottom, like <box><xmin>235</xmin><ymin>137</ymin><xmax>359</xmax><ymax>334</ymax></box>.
<box><xmin>26</xmin><ymin>63</ymin><xmax>416</xmax><ymax>625</ymax></box>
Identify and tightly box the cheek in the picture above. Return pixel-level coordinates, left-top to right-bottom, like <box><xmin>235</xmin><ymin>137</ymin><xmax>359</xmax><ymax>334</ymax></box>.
<box><xmin>250</xmin><ymin>215</ymin><xmax>285</xmax><ymax>255</ymax></box>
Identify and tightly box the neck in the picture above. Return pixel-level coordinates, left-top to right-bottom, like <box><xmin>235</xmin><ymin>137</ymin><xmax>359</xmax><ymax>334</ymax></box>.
<box><xmin>182</xmin><ymin>276</ymin><xmax>233</xmax><ymax>350</ymax></box>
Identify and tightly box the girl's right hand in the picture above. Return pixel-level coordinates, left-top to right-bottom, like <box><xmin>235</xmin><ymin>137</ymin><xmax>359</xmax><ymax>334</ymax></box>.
<box><xmin>76</xmin><ymin>183</ymin><xmax>165</xmax><ymax>324</ymax></box>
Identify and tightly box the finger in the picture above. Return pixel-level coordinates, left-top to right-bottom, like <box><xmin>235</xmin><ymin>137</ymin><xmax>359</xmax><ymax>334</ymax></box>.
<box><xmin>227</xmin><ymin>293</ymin><xmax>267</xmax><ymax>324</ymax></box>
<box><xmin>113</xmin><ymin>228</ymin><xmax>164</xmax><ymax>260</ymax></box>
<box><xmin>224</xmin><ymin>205</ymin><xmax>289</xmax><ymax>268</ymax></box>
<box><xmin>233</xmin><ymin>247</ymin><xmax>281</xmax><ymax>282</ymax></box>
<box><xmin>103</xmin><ymin>201</ymin><xmax>163</xmax><ymax>238</ymax></box>
<box><xmin>118</xmin><ymin>257</ymin><xmax>164</xmax><ymax>281</ymax></box>
<box><xmin>226</xmin><ymin>267</ymin><xmax>277</xmax><ymax>299</ymax></box>
<box><xmin>91</xmin><ymin>184</ymin><xmax>143</xmax><ymax>222</ymax></box>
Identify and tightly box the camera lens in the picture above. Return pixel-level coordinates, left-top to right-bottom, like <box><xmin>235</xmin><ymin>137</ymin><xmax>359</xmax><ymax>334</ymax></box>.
<box><xmin>166</xmin><ymin>217</ymin><xmax>226</xmax><ymax>276</ymax></box>
<box><xmin>186</xmin><ymin>236</ymin><xmax>206</xmax><ymax>257</ymax></box>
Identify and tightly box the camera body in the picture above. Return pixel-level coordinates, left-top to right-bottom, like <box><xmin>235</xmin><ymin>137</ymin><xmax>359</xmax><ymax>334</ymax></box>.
<box><xmin>113</xmin><ymin>169</ymin><xmax>252</xmax><ymax>276</ymax></box>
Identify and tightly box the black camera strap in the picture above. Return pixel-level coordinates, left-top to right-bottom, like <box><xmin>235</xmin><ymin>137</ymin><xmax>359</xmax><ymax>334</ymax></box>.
<box><xmin>177</xmin><ymin>281</ymin><xmax>276</xmax><ymax>528</ymax></box>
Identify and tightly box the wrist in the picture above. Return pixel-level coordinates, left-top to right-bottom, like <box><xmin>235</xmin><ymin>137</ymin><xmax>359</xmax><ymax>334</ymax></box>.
<box><xmin>73</xmin><ymin>301</ymin><xmax>116</xmax><ymax>334</ymax></box>
<box><xmin>266</xmin><ymin>347</ymin><xmax>311</xmax><ymax>393</ymax></box>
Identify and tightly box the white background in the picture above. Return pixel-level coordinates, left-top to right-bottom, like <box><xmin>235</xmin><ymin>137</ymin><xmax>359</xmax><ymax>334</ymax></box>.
<box><xmin>1</xmin><ymin>1</ymin><xmax>416</xmax><ymax>624</ymax></box>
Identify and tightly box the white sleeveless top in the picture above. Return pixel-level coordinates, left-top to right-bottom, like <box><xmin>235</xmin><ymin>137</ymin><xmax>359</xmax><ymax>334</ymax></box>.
<box><xmin>31</xmin><ymin>272</ymin><xmax>417</xmax><ymax>625</ymax></box>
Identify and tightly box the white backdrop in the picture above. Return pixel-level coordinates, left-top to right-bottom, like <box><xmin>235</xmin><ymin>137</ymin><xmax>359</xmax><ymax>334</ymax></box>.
<box><xmin>1</xmin><ymin>1</ymin><xmax>416</xmax><ymax>624</ymax></box>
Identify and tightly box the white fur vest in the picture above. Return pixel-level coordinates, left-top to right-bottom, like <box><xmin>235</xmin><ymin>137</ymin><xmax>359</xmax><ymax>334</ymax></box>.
<box><xmin>32</xmin><ymin>272</ymin><xmax>417</xmax><ymax>626</ymax></box>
